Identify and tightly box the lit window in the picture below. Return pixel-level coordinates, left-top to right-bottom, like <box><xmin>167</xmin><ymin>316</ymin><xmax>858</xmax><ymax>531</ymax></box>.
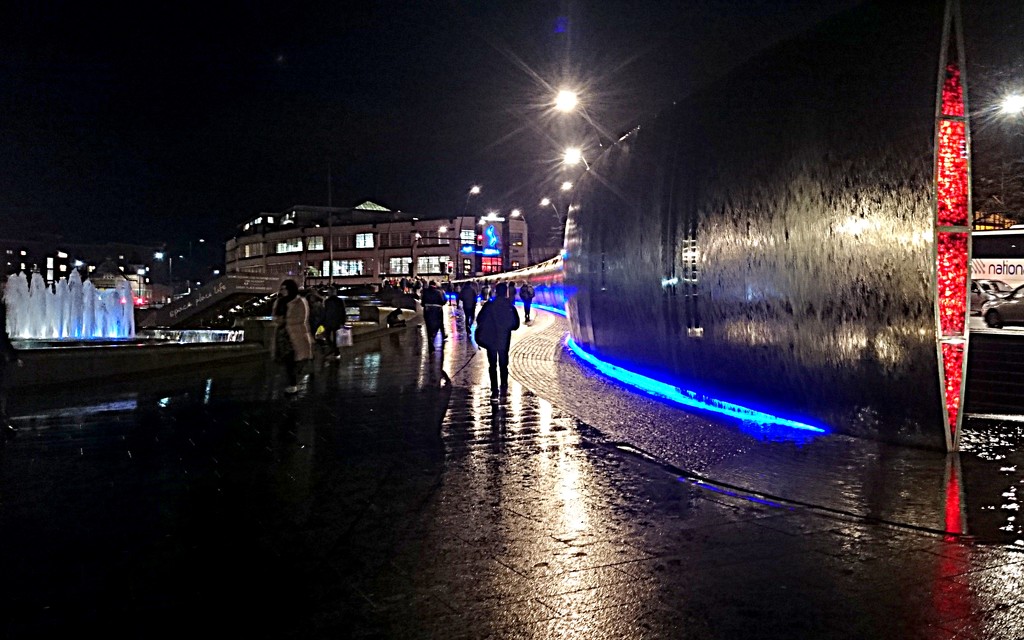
<box><xmin>268</xmin><ymin>216</ymin><xmax>274</xmax><ymax>224</ymax></box>
<box><xmin>57</xmin><ymin>251</ymin><xmax>68</xmax><ymax>258</ymax></box>
<box><xmin>46</xmin><ymin>269</ymin><xmax>53</xmax><ymax>281</ymax></box>
<box><xmin>461</xmin><ymin>229</ymin><xmax>476</xmax><ymax>244</ymax></box>
<box><xmin>321</xmin><ymin>259</ymin><xmax>364</xmax><ymax>276</ymax></box>
<box><xmin>20</xmin><ymin>250</ymin><xmax>26</xmax><ymax>256</ymax></box>
<box><xmin>417</xmin><ymin>256</ymin><xmax>445</xmax><ymax>274</ymax></box>
<box><xmin>276</xmin><ymin>238</ymin><xmax>303</xmax><ymax>254</ymax></box>
<box><xmin>59</xmin><ymin>264</ymin><xmax>67</xmax><ymax>272</ymax></box>
<box><xmin>46</xmin><ymin>257</ymin><xmax>54</xmax><ymax>267</ymax></box>
<box><xmin>307</xmin><ymin>236</ymin><xmax>324</xmax><ymax>251</ymax></box>
<box><xmin>356</xmin><ymin>233</ymin><xmax>374</xmax><ymax>249</ymax></box>
<box><xmin>388</xmin><ymin>257</ymin><xmax>412</xmax><ymax>274</ymax></box>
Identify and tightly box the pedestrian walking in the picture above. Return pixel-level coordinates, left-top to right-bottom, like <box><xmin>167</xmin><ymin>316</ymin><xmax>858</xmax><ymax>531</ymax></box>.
<box><xmin>421</xmin><ymin>280</ymin><xmax>447</xmax><ymax>349</ymax></box>
<box><xmin>458</xmin><ymin>281</ymin><xmax>478</xmax><ymax>332</ymax></box>
<box><xmin>322</xmin><ymin>287</ymin><xmax>347</xmax><ymax>360</ymax></box>
<box><xmin>0</xmin><ymin>301</ymin><xmax>22</xmax><ymax>438</ymax></box>
<box><xmin>479</xmin><ymin>281</ymin><xmax>492</xmax><ymax>302</ymax></box>
<box><xmin>272</xmin><ymin>279</ymin><xmax>314</xmax><ymax>394</ymax></box>
<box><xmin>519</xmin><ymin>281</ymin><xmax>535</xmax><ymax>322</ymax></box>
<box><xmin>474</xmin><ymin>282</ymin><xmax>520</xmax><ymax>399</ymax></box>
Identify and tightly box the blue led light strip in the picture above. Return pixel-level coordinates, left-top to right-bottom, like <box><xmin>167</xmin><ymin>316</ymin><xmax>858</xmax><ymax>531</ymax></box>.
<box><xmin>565</xmin><ymin>336</ymin><xmax>826</xmax><ymax>434</ymax></box>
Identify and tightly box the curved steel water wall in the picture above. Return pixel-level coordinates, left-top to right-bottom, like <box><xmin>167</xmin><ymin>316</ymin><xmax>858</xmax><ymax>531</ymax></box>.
<box><xmin>564</xmin><ymin>1</ymin><xmax>966</xmax><ymax>449</ymax></box>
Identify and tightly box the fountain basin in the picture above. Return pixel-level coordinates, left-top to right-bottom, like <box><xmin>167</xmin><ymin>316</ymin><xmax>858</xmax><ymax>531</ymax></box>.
<box><xmin>7</xmin><ymin>329</ymin><xmax>257</xmax><ymax>389</ymax></box>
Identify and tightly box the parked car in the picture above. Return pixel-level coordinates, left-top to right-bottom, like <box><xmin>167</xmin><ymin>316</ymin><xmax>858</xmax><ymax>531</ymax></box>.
<box><xmin>982</xmin><ymin>283</ymin><xmax>1024</xmax><ymax>328</ymax></box>
<box><xmin>971</xmin><ymin>279</ymin><xmax>1013</xmax><ymax>316</ymax></box>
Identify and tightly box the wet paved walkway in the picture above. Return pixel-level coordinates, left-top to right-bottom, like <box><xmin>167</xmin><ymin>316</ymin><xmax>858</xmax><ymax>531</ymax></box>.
<box><xmin>2</xmin><ymin>308</ymin><xmax>1024</xmax><ymax>638</ymax></box>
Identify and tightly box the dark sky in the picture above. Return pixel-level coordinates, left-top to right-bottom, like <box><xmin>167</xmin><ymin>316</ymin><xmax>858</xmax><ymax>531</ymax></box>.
<box><xmin>2</xmin><ymin>0</ymin><xmax>1019</xmax><ymax>255</ymax></box>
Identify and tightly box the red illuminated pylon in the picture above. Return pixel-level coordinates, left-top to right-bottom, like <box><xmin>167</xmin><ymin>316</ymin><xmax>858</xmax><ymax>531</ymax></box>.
<box><xmin>934</xmin><ymin>5</ymin><xmax>970</xmax><ymax>452</ymax></box>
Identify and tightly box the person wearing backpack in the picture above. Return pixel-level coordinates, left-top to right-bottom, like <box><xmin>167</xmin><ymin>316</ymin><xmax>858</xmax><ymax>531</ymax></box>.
<box><xmin>518</xmin><ymin>281</ymin><xmax>535</xmax><ymax>322</ymax></box>
<box><xmin>474</xmin><ymin>282</ymin><xmax>520</xmax><ymax>399</ymax></box>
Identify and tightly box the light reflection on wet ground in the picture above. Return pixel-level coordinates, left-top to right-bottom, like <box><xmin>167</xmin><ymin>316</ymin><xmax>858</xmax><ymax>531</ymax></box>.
<box><xmin>512</xmin><ymin>313</ymin><xmax>1024</xmax><ymax>547</ymax></box>
<box><xmin>1</xmin><ymin>311</ymin><xmax>1023</xmax><ymax>637</ymax></box>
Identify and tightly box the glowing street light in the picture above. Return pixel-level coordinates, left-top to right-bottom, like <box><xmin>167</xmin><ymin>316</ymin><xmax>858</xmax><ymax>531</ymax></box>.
<box><xmin>555</xmin><ymin>89</ymin><xmax>578</xmax><ymax>113</ymax></box>
<box><xmin>1000</xmin><ymin>94</ymin><xmax>1024</xmax><ymax>115</ymax></box>
<box><xmin>561</xmin><ymin>181</ymin><xmax>573</xmax><ymax>192</ymax></box>
<box><xmin>563</xmin><ymin>146</ymin><xmax>590</xmax><ymax>170</ymax></box>
<box><xmin>469</xmin><ymin>185</ymin><xmax>481</xmax><ymax>195</ymax></box>
<box><xmin>510</xmin><ymin>209</ymin><xmax>522</xmax><ymax>218</ymax></box>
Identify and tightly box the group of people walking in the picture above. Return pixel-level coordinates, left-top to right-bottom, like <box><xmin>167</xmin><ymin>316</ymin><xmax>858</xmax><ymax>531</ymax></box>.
<box><xmin>272</xmin><ymin>280</ymin><xmax>347</xmax><ymax>394</ymax></box>
<box><xmin>272</xmin><ymin>277</ymin><xmax>538</xmax><ymax>400</ymax></box>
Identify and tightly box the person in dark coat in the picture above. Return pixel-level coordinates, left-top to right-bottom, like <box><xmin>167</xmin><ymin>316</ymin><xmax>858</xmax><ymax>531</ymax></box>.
<box><xmin>421</xmin><ymin>280</ymin><xmax>447</xmax><ymax>349</ymax></box>
<box><xmin>474</xmin><ymin>282</ymin><xmax>520</xmax><ymax>398</ymax></box>
<box><xmin>518</xmin><ymin>281</ymin><xmax>535</xmax><ymax>322</ymax></box>
<box><xmin>322</xmin><ymin>287</ymin><xmax>348</xmax><ymax>359</ymax></box>
<box><xmin>1</xmin><ymin>302</ymin><xmax>22</xmax><ymax>435</ymax></box>
<box><xmin>458</xmin><ymin>281</ymin><xmax>478</xmax><ymax>332</ymax></box>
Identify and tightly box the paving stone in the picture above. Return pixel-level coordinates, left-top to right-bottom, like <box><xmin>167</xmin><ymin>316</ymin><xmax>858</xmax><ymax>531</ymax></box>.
<box><xmin>0</xmin><ymin>309</ymin><xmax>1022</xmax><ymax>638</ymax></box>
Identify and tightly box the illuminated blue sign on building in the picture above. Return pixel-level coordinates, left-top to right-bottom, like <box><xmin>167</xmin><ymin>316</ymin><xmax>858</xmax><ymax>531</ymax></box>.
<box><xmin>484</xmin><ymin>225</ymin><xmax>500</xmax><ymax>249</ymax></box>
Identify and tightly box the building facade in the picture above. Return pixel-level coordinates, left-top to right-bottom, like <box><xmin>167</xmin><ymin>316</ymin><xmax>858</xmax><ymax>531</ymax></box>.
<box><xmin>0</xmin><ymin>236</ymin><xmax>164</xmax><ymax>305</ymax></box>
<box><xmin>225</xmin><ymin>201</ymin><xmax>529</xmax><ymax>285</ymax></box>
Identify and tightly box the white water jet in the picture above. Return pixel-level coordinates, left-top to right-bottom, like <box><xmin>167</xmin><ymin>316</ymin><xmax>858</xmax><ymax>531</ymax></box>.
<box><xmin>3</xmin><ymin>269</ymin><xmax>135</xmax><ymax>340</ymax></box>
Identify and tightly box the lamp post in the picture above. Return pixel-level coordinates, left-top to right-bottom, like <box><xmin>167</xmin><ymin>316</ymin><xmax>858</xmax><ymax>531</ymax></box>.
<box><xmin>458</xmin><ymin>185</ymin><xmax>481</xmax><ymax>277</ymax></box>
<box><xmin>563</xmin><ymin>146</ymin><xmax>589</xmax><ymax>170</ymax></box>
<box><xmin>996</xmin><ymin>94</ymin><xmax>1024</xmax><ymax>222</ymax></box>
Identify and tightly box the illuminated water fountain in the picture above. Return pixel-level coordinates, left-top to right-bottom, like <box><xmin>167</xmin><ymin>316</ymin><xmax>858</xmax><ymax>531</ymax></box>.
<box><xmin>4</xmin><ymin>269</ymin><xmax>135</xmax><ymax>340</ymax></box>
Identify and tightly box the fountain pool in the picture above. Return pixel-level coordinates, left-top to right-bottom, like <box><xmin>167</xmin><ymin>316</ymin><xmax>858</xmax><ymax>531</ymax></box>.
<box><xmin>4</xmin><ymin>270</ymin><xmax>135</xmax><ymax>340</ymax></box>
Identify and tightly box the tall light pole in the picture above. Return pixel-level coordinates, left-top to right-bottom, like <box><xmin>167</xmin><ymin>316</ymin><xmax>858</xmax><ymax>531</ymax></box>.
<box><xmin>327</xmin><ymin>161</ymin><xmax>334</xmax><ymax>287</ymax></box>
<box><xmin>995</xmin><ymin>94</ymin><xmax>1024</xmax><ymax>222</ymax></box>
<box><xmin>458</xmin><ymin>185</ymin><xmax>481</xmax><ymax>278</ymax></box>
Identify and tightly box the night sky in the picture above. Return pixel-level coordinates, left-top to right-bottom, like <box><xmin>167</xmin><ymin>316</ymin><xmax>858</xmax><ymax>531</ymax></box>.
<box><xmin>1</xmin><ymin>1</ymin><xmax>1020</xmax><ymax>255</ymax></box>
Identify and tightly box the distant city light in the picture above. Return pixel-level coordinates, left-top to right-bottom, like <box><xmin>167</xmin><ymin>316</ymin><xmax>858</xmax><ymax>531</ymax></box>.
<box><xmin>555</xmin><ymin>89</ymin><xmax>578</xmax><ymax>112</ymax></box>
<box><xmin>154</xmin><ymin>252</ymin><xmax>165</xmax><ymax>260</ymax></box>
<box><xmin>1001</xmin><ymin>94</ymin><xmax>1024</xmax><ymax>115</ymax></box>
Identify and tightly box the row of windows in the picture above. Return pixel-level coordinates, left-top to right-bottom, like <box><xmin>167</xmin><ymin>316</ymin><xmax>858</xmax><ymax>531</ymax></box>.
<box><xmin>238</xmin><ymin>231</ymin><xmax>467</xmax><ymax>259</ymax></box>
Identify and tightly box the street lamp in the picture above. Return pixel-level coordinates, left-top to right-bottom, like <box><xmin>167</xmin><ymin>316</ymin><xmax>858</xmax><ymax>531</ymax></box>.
<box><xmin>1000</xmin><ymin>94</ymin><xmax>1024</xmax><ymax>115</ymax></box>
<box><xmin>555</xmin><ymin>89</ymin><xmax>578</xmax><ymax>113</ymax></box>
<box><xmin>561</xmin><ymin>181</ymin><xmax>573</xmax><ymax>192</ymax></box>
<box><xmin>563</xmin><ymin>146</ymin><xmax>589</xmax><ymax>170</ymax></box>
<box><xmin>458</xmin><ymin>185</ymin><xmax>482</xmax><ymax>278</ymax></box>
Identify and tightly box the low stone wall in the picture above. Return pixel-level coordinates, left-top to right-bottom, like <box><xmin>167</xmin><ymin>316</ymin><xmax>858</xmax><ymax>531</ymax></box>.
<box><xmin>7</xmin><ymin>307</ymin><xmax>423</xmax><ymax>390</ymax></box>
<box><xmin>8</xmin><ymin>342</ymin><xmax>265</xmax><ymax>389</ymax></box>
